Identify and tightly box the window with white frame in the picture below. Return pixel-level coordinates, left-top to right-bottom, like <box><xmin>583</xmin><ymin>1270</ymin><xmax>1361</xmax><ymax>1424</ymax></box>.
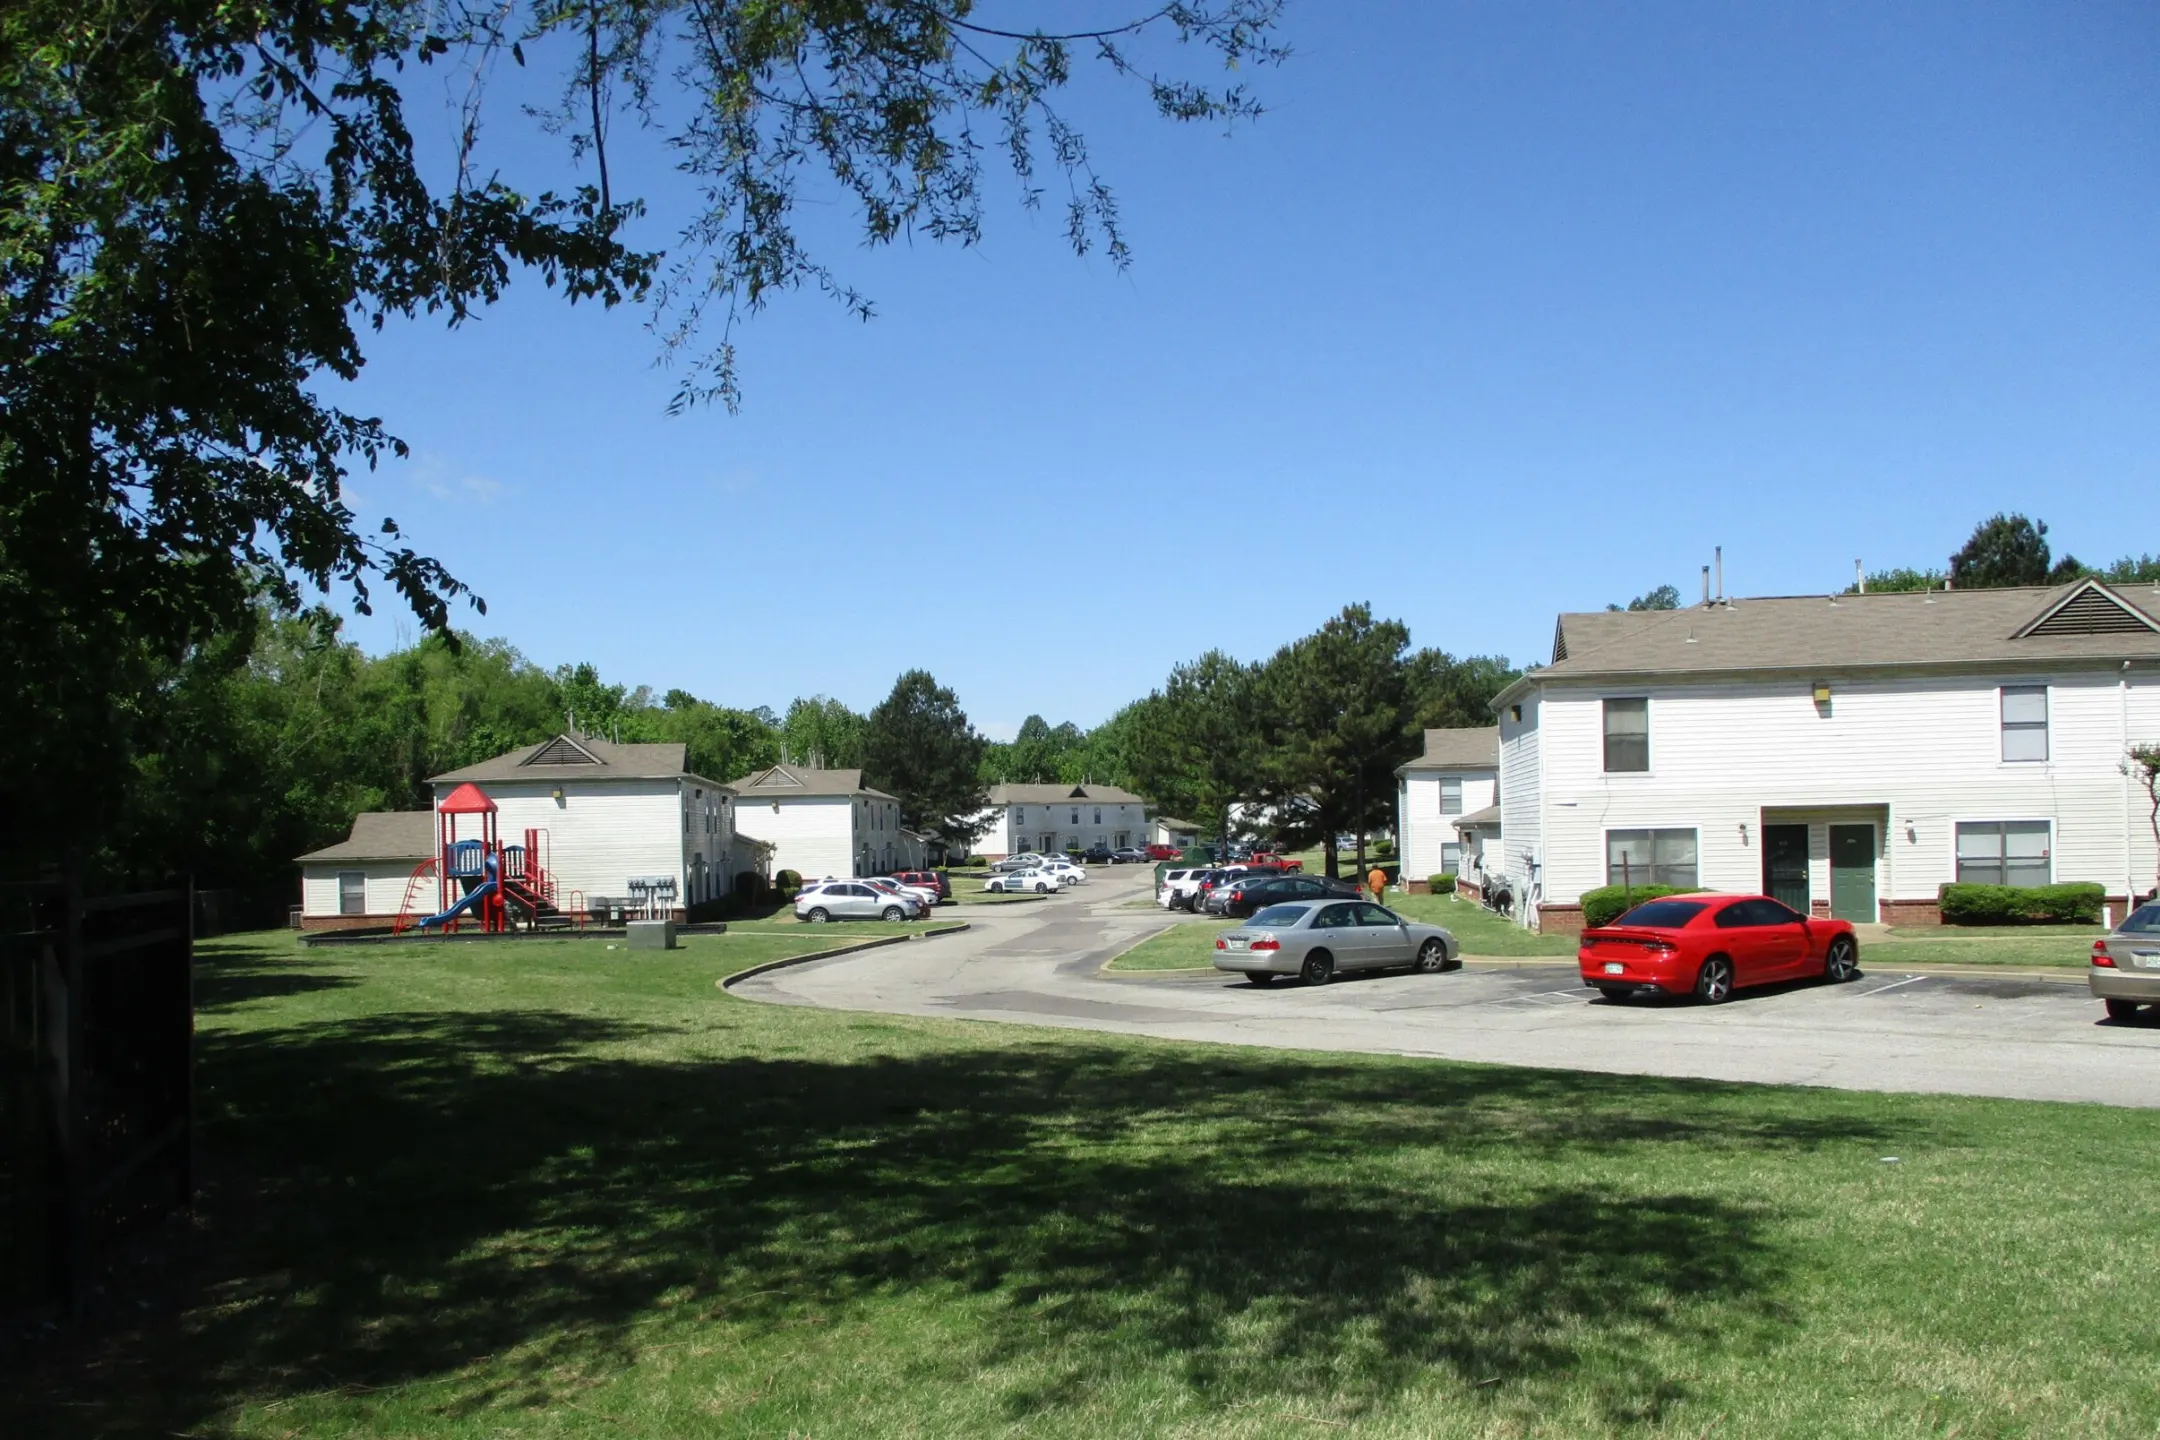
<box><xmin>1441</xmin><ymin>842</ymin><xmax>1462</xmax><ymax>873</ymax></box>
<box><xmin>1094</xmin><ymin>807</ymin><xmax>1103</xmax><ymax>825</ymax></box>
<box><xmin>2001</xmin><ymin>686</ymin><xmax>2048</xmax><ymax>762</ymax></box>
<box><xmin>1071</xmin><ymin>808</ymin><xmax>1080</xmax><ymax>825</ymax></box>
<box><xmin>1605</xmin><ymin>829</ymin><xmax>1698</xmax><ymax>888</ymax></box>
<box><xmin>1956</xmin><ymin>821</ymin><xmax>2051</xmax><ymax>888</ymax></box>
<box><xmin>338</xmin><ymin>871</ymin><xmax>366</xmax><ymax>916</ymax></box>
<box><xmin>1438</xmin><ymin>777</ymin><xmax>1462</xmax><ymax>815</ymax></box>
<box><xmin>1603</xmin><ymin>698</ymin><xmax>1650</xmax><ymax>773</ymax></box>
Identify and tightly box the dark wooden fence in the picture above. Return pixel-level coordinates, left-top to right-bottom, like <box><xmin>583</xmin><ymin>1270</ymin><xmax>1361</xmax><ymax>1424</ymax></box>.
<box><xmin>1</xmin><ymin>879</ymin><xmax>194</xmax><ymax>1312</ymax></box>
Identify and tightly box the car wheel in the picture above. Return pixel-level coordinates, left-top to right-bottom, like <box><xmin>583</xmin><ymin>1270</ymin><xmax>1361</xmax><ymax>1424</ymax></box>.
<box><xmin>1246</xmin><ymin>973</ymin><xmax>1276</xmax><ymax>987</ymax></box>
<box><xmin>2105</xmin><ymin>997</ymin><xmax>2143</xmax><ymax>1022</ymax></box>
<box><xmin>1414</xmin><ymin>938</ymin><xmax>1447</xmax><ymax>974</ymax></box>
<box><xmin>1301</xmin><ymin>950</ymin><xmax>1335</xmax><ymax>986</ymax></box>
<box><xmin>1694</xmin><ymin>955</ymin><xmax>1735</xmax><ymax>1004</ymax></box>
<box><xmin>806</xmin><ymin>907</ymin><xmax>830</xmax><ymax>924</ymax></box>
<box><xmin>881</xmin><ymin>906</ymin><xmax>906</xmax><ymax>922</ymax></box>
<box><xmin>1596</xmin><ymin>985</ymin><xmax>1630</xmax><ymax>1002</ymax></box>
<box><xmin>1823</xmin><ymin>935</ymin><xmax>1859</xmax><ymax>983</ymax></box>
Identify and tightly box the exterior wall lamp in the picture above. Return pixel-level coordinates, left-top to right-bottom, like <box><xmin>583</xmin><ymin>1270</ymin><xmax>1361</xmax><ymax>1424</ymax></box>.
<box><xmin>1811</xmin><ymin>681</ymin><xmax>1832</xmax><ymax>705</ymax></box>
<box><xmin>552</xmin><ymin>786</ymin><xmax>565</xmax><ymax>805</ymax></box>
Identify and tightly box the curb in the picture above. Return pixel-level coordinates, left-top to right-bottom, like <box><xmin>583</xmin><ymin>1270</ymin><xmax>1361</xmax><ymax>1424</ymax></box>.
<box><xmin>718</xmin><ymin>922</ymin><xmax>970</xmax><ymax>990</ymax></box>
<box><xmin>1094</xmin><ymin>923</ymin><xmax>1180</xmax><ymax>979</ymax></box>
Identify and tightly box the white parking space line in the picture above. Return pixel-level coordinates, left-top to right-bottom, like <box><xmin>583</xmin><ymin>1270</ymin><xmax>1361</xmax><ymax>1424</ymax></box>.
<box><xmin>1856</xmin><ymin>974</ymin><xmax>1930</xmax><ymax>999</ymax></box>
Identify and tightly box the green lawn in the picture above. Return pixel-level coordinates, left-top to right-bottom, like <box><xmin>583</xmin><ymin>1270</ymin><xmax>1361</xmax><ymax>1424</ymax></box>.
<box><xmin>1106</xmin><ymin>918</ymin><xmax>1213</xmax><ymax>971</ymax></box>
<box><xmin>12</xmin><ymin>929</ymin><xmax>2160</xmax><ymax>1438</ymax></box>
<box><xmin>1382</xmin><ymin>891</ymin><xmax>1580</xmax><ymax>956</ymax></box>
<box><xmin>1864</xmin><ymin>933</ymin><xmax>2099</xmax><ymax>969</ymax></box>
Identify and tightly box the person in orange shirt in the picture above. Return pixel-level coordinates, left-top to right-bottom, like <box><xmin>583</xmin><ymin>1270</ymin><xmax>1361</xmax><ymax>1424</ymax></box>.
<box><xmin>1367</xmin><ymin>866</ymin><xmax>1387</xmax><ymax>902</ymax></box>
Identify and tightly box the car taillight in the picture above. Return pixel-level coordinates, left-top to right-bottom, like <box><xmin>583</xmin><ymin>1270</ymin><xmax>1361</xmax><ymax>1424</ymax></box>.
<box><xmin>2093</xmin><ymin>940</ymin><xmax>2116</xmax><ymax>967</ymax></box>
<box><xmin>1250</xmin><ymin>938</ymin><xmax>1280</xmax><ymax>951</ymax></box>
<box><xmin>1215</xmin><ymin>937</ymin><xmax>1226</xmax><ymax>950</ymax></box>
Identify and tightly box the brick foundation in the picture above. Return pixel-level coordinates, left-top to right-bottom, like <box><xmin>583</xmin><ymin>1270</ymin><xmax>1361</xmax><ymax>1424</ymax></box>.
<box><xmin>1878</xmin><ymin>898</ymin><xmax>1941</xmax><ymax>927</ymax></box>
<box><xmin>1456</xmin><ymin>878</ymin><xmax>1482</xmax><ymax>902</ymax></box>
<box><xmin>1534</xmin><ymin>903</ymin><xmax>1585</xmax><ymax>939</ymax></box>
<box><xmin>1405</xmin><ymin>878</ymin><xmax>1431</xmax><ymax>895</ymax></box>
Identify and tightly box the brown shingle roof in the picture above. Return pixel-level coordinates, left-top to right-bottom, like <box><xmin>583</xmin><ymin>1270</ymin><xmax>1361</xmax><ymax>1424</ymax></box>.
<box><xmin>1498</xmin><ymin>580</ymin><xmax>2160</xmax><ymax>706</ymax></box>
<box><xmin>296</xmin><ymin>811</ymin><xmax>435</xmax><ymax>863</ymax></box>
<box><xmin>985</xmin><ymin>782</ymin><xmax>1148</xmax><ymax>806</ymax></box>
<box><xmin>728</xmin><ymin>765</ymin><xmax>898</xmax><ymax>802</ymax></box>
<box><xmin>1398</xmin><ymin>726</ymin><xmax>1499</xmax><ymax>771</ymax></box>
<box><xmin>430</xmin><ymin>735</ymin><xmax>717</xmax><ymax>786</ymax></box>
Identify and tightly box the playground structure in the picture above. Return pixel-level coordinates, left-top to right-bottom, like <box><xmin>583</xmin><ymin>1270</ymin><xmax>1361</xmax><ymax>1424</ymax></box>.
<box><xmin>393</xmin><ymin>783</ymin><xmax>581</xmax><ymax>935</ymax></box>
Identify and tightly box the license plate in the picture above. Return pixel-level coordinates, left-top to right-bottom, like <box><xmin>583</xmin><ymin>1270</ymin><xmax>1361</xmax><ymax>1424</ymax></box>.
<box><xmin>1226</xmin><ymin>940</ymin><xmax>1247</xmax><ymax>951</ymax></box>
<box><xmin>2133</xmin><ymin>951</ymin><xmax>2160</xmax><ymax>970</ymax></box>
<box><xmin>1603</xmin><ymin>961</ymin><xmax>1624</xmax><ymax>975</ymax></box>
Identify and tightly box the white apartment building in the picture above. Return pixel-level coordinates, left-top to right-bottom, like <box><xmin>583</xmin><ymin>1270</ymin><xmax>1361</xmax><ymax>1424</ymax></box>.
<box><xmin>1491</xmin><ymin>579</ymin><xmax>2160</xmax><ymax>935</ymax></box>
<box><xmin>971</xmin><ymin>783</ymin><xmax>1150</xmax><ymax>860</ymax></box>
<box><xmin>1393</xmin><ymin>727</ymin><xmax>1499</xmax><ymax>891</ymax></box>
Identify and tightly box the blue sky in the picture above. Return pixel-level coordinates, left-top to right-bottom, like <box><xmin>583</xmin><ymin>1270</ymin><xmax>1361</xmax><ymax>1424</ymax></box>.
<box><xmin>334</xmin><ymin>1</ymin><xmax>2158</xmax><ymax>741</ymax></box>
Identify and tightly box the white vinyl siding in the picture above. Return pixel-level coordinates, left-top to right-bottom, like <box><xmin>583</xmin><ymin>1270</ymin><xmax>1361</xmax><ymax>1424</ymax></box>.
<box><xmin>446</xmin><ymin>778</ymin><xmax>691</xmax><ymax>909</ymax></box>
<box><xmin>300</xmin><ymin>862</ymin><xmax>425</xmax><ymax>917</ymax></box>
<box><xmin>1498</xmin><ymin>696</ymin><xmax>1542</xmax><ymax>887</ymax></box>
<box><xmin>1396</xmin><ymin>770</ymin><xmax>1497</xmax><ymax>881</ymax></box>
<box><xmin>2001</xmin><ymin>686</ymin><xmax>2048</xmax><ymax>762</ymax></box>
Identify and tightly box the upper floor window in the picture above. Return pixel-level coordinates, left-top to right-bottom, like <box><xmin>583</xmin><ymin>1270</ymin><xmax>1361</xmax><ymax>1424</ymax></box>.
<box><xmin>1071</xmin><ymin>808</ymin><xmax>1080</xmax><ymax>825</ymax></box>
<box><xmin>1014</xmin><ymin>807</ymin><xmax>1025</xmax><ymax>826</ymax></box>
<box><xmin>1438</xmin><ymin>777</ymin><xmax>1462</xmax><ymax>815</ymax></box>
<box><xmin>1603</xmin><ymin>698</ymin><xmax>1649</xmax><ymax>773</ymax></box>
<box><xmin>2001</xmin><ymin>686</ymin><xmax>2048</xmax><ymax>762</ymax></box>
<box><xmin>1094</xmin><ymin>808</ymin><xmax>1103</xmax><ymax>825</ymax></box>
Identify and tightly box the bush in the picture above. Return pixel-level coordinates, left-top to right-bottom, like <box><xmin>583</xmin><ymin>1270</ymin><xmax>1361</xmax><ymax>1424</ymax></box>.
<box><xmin>774</xmin><ymin>868</ymin><xmax>802</xmax><ymax>899</ymax></box>
<box><xmin>1579</xmin><ymin>884</ymin><xmax>1699</xmax><ymax>930</ymax></box>
<box><xmin>1939</xmin><ymin>881</ymin><xmax>2104</xmax><ymax>925</ymax></box>
<box><xmin>1375</xmin><ymin>839</ymin><xmax>1396</xmax><ymax>857</ymax></box>
<box><xmin>733</xmin><ymin>871</ymin><xmax>766</xmax><ymax>899</ymax></box>
<box><xmin>962</xmin><ymin>855</ymin><xmax>989</xmax><ymax>868</ymax></box>
<box><xmin>1427</xmin><ymin>873</ymin><xmax>1457</xmax><ymax>893</ymax></box>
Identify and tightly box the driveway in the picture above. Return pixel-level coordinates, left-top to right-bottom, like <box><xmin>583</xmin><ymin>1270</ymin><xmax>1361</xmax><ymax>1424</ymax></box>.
<box><xmin>734</xmin><ymin>864</ymin><xmax>2160</xmax><ymax>1108</ymax></box>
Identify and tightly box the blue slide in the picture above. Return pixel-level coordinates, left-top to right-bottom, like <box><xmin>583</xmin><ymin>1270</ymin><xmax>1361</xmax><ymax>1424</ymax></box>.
<box><xmin>417</xmin><ymin>853</ymin><xmax>499</xmax><ymax>929</ymax></box>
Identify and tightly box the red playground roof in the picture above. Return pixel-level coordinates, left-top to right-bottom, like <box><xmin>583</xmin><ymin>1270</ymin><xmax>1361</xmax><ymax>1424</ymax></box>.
<box><xmin>437</xmin><ymin>782</ymin><xmax>498</xmax><ymax>814</ymax></box>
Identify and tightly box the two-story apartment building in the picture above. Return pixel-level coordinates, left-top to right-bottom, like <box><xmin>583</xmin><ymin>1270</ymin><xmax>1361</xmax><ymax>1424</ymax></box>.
<box><xmin>1394</xmin><ymin>727</ymin><xmax>1499</xmax><ymax>891</ymax></box>
<box><xmin>971</xmin><ymin>783</ymin><xmax>1150</xmax><ymax>861</ymax></box>
<box><xmin>1491</xmin><ymin>579</ymin><xmax>2160</xmax><ymax>935</ymax></box>
<box><xmin>727</xmin><ymin>764</ymin><xmax>920</xmax><ymax>879</ymax></box>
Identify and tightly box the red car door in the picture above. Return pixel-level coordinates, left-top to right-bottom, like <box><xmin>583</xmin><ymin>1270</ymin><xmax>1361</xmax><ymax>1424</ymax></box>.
<box><xmin>1710</xmin><ymin>900</ymin><xmax>1782</xmax><ymax>986</ymax></box>
<box><xmin>1753</xmin><ymin>898</ymin><xmax>1813</xmax><ymax>978</ymax></box>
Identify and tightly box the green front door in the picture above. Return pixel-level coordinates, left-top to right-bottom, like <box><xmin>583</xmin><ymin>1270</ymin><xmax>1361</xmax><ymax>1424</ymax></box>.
<box><xmin>1762</xmin><ymin>825</ymin><xmax>1810</xmax><ymax>914</ymax></box>
<box><xmin>1829</xmin><ymin>825</ymin><xmax>1876</xmax><ymax>922</ymax></box>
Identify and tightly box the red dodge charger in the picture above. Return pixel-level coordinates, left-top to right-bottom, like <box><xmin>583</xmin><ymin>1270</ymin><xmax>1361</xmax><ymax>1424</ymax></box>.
<box><xmin>1578</xmin><ymin>894</ymin><xmax>1861</xmax><ymax>1003</ymax></box>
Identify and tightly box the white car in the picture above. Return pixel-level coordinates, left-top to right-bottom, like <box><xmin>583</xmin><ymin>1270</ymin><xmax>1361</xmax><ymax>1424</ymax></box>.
<box><xmin>1039</xmin><ymin>859</ymin><xmax>1088</xmax><ymax>884</ymax></box>
<box><xmin>986</xmin><ymin>868</ymin><xmax>1062</xmax><ymax>895</ymax></box>
<box><xmin>1157</xmin><ymin>867</ymin><xmax>1212</xmax><ymax>910</ymax></box>
<box><xmin>865</xmin><ymin>875</ymin><xmax>939</xmax><ymax>910</ymax></box>
<box><xmin>796</xmin><ymin>881</ymin><xmax>919</xmax><ymax>922</ymax></box>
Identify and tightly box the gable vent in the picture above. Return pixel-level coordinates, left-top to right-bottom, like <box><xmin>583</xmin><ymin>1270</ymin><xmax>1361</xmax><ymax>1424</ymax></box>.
<box><xmin>2018</xmin><ymin>583</ymin><xmax>2160</xmax><ymax>639</ymax></box>
<box><xmin>522</xmin><ymin>735</ymin><xmax>601</xmax><ymax>766</ymax></box>
<box><xmin>1552</xmin><ymin>618</ymin><xmax>1569</xmax><ymax>663</ymax></box>
<box><xmin>1068</xmin><ymin>786</ymin><xmax>1088</xmax><ymax>799</ymax></box>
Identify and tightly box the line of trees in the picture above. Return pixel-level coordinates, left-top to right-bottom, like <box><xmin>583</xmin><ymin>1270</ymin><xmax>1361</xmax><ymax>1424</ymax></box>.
<box><xmin>1852</xmin><ymin>514</ymin><xmax>2158</xmax><ymax>594</ymax></box>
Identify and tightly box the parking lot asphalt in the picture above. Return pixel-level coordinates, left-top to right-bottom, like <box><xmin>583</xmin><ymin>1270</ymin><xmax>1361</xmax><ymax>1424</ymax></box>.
<box><xmin>732</xmin><ymin>863</ymin><xmax>2160</xmax><ymax>1108</ymax></box>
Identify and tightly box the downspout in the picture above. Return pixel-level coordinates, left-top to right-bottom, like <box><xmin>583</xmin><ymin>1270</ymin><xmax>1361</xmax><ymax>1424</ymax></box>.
<box><xmin>2124</xmin><ymin>660</ymin><xmax>2137</xmax><ymax>921</ymax></box>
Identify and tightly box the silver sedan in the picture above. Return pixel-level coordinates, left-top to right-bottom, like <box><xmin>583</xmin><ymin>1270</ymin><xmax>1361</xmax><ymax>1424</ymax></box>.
<box><xmin>2090</xmin><ymin>899</ymin><xmax>2160</xmax><ymax>1020</ymax></box>
<box><xmin>1212</xmin><ymin>899</ymin><xmax>1458</xmax><ymax>987</ymax></box>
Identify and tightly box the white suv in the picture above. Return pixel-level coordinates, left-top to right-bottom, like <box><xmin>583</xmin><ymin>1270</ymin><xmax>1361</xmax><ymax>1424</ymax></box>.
<box><xmin>1157</xmin><ymin>867</ymin><xmax>1211</xmax><ymax>911</ymax></box>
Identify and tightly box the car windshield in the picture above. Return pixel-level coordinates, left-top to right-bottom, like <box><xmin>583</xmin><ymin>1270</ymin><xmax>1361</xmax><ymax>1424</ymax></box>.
<box><xmin>2119</xmin><ymin>903</ymin><xmax>2160</xmax><ymax>934</ymax></box>
<box><xmin>1248</xmin><ymin>904</ymin><xmax>1309</xmax><ymax>927</ymax></box>
<box><xmin>1616</xmin><ymin>899</ymin><xmax>1709</xmax><ymax>929</ymax></box>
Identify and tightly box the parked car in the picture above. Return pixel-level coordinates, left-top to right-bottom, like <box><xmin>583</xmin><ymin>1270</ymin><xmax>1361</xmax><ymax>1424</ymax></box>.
<box><xmin>1250</xmin><ymin>850</ymin><xmax>1303</xmax><ymax>873</ymax></box>
<box><xmin>991</xmin><ymin>852</ymin><xmax>1047</xmax><ymax>873</ymax></box>
<box><xmin>1146</xmin><ymin>843</ymin><xmax>1181</xmax><ymax>861</ymax></box>
<box><xmin>1212</xmin><ymin>872</ymin><xmax>1362</xmax><ymax>919</ymax></box>
<box><xmin>891</xmin><ymin>869</ymin><xmax>952</xmax><ymax>902</ymax></box>
<box><xmin>1157</xmin><ymin>867</ymin><xmax>1213</xmax><ymax>910</ymax></box>
<box><xmin>1577</xmin><ymin>894</ymin><xmax>1860</xmax><ymax>1003</ymax></box>
<box><xmin>1083</xmin><ymin>844</ymin><xmax>1115</xmax><ymax>864</ymax></box>
<box><xmin>1213</xmin><ymin>899</ymin><xmax>1458</xmax><ymax>986</ymax></box>
<box><xmin>986</xmin><ymin>867</ymin><xmax>1062</xmax><ymax>895</ymax></box>
<box><xmin>797</xmin><ymin>881</ymin><xmax>919</xmax><ymax>923</ymax></box>
<box><xmin>2089</xmin><ymin>899</ymin><xmax>2160</xmax><ymax>1020</ymax></box>
<box><xmin>1041</xmin><ymin>858</ymin><xmax>1088</xmax><ymax>884</ymax></box>
<box><xmin>1111</xmin><ymin>847</ymin><xmax>1148</xmax><ymax>865</ymax></box>
<box><xmin>864</xmin><ymin>875</ymin><xmax>939</xmax><ymax>910</ymax></box>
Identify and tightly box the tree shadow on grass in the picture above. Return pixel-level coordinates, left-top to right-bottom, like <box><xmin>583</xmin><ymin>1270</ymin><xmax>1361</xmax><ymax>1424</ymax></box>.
<box><xmin>191</xmin><ymin>937</ymin><xmax>359</xmax><ymax>1011</ymax></box>
<box><xmin>5</xmin><ymin>1000</ymin><xmax>1910</xmax><ymax>1437</ymax></box>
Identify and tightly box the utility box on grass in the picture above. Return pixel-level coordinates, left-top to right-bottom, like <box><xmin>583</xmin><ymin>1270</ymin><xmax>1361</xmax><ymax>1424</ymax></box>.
<box><xmin>626</xmin><ymin>919</ymin><xmax>677</xmax><ymax>951</ymax></box>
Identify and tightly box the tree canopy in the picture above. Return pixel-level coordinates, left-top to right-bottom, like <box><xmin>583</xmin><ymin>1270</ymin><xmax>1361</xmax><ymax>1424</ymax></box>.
<box><xmin>861</xmin><ymin>670</ymin><xmax>989</xmax><ymax>849</ymax></box>
<box><xmin>0</xmin><ymin>0</ymin><xmax>1284</xmax><ymax>868</ymax></box>
<box><xmin>1609</xmin><ymin>585</ymin><xmax>1681</xmax><ymax>612</ymax></box>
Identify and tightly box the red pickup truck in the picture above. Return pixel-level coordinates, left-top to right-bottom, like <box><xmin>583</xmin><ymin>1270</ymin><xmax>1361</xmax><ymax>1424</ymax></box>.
<box><xmin>1249</xmin><ymin>851</ymin><xmax>1303</xmax><ymax>872</ymax></box>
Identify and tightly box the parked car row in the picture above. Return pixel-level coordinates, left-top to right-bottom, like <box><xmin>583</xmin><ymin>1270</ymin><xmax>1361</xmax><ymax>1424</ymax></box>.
<box><xmin>1157</xmin><ymin>861</ymin><xmax>1327</xmax><ymax>913</ymax></box>
<box><xmin>795</xmin><ymin>875</ymin><xmax>937</xmax><ymax>923</ymax></box>
<box><xmin>987</xmin><ymin>857</ymin><xmax>1089</xmax><ymax>894</ymax></box>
